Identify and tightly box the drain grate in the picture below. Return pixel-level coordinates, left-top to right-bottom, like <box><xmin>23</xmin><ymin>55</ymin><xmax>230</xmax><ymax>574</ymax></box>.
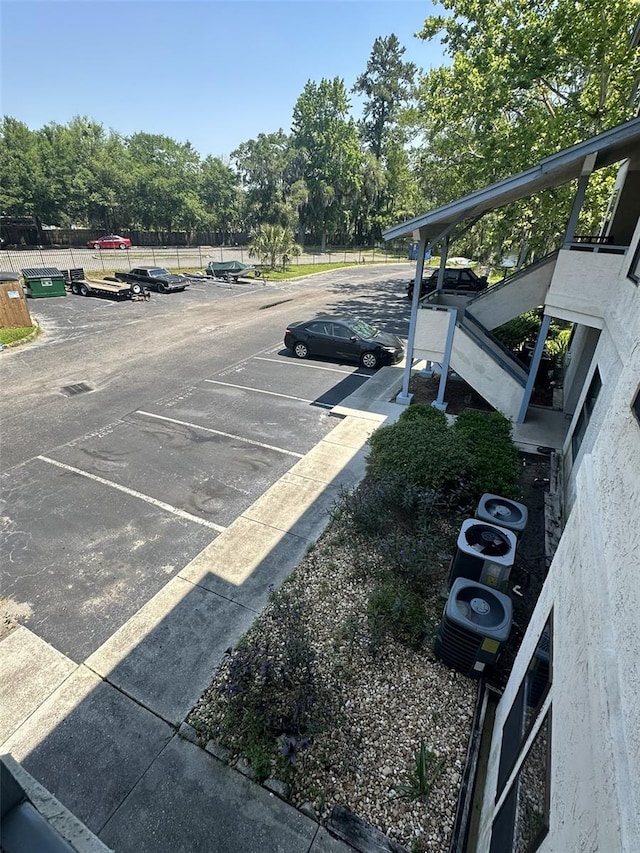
<box><xmin>61</xmin><ymin>382</ymin><xmax>93</xmax><ymax>397</ymax></box>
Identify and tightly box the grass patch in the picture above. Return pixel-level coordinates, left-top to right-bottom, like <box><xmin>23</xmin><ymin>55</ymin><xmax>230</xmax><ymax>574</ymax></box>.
<box><xmin>0</xmin><ymin>325</ymin><xmax>39</xmax><ymax>345</ymax></box>
<box><xmin>262</xmin><ymin>262</ymin><xmax>369</xmax><ymax>281</ymax></box>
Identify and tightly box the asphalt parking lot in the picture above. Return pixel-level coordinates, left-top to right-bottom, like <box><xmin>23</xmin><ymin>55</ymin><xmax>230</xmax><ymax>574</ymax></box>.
<box><xmin>1</xmin><ymin>265</ymin><xmax>410</xmax><ymax>662</ymax></box>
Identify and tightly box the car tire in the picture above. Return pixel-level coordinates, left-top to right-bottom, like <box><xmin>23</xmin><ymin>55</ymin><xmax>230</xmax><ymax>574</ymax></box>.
<box><xmin>118</xmin><ymin>243</ymin><xmax>127</xmax><ymax>250</ymax></box>
<box><xmin>131</xmin><ymin>283</ymin><xmax>143</xmax><ymax>295</ymax></box>
<box><xmin>157</xmin><ymin>283</ymin><xmax>167</xmax><ymax>293</ymax></box>
<box><xmin>361</xmin><ymin>351</ymin><xmax>379</xmax><ymax>369</ymax></box>
<box><xmin>93</xmin><ymin>243</ymin><xmax>101</xmax><ymax>249</ymax></box>
<box><xmin>80</xmin><ymin>284</ymin><xmax>90</xmax><ymax>297</ymax></box>
<box><xmin>71</xmin><ymin>283</ymin><xmax>80</xmax><ymax>295</ymax></box>
<box><xmin>293</xmin><ymin>341</ymin><xmax>309</xmax><ymax>359</ymax></box>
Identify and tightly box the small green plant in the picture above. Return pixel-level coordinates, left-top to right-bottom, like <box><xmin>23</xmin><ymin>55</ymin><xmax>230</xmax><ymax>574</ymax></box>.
<box><xmin>0</xmin><ymin>325</ymin><xmax>38</xmax><ymax>346</ymax></box>
<box><xmin>397</xmin><ymin>741</ymin><xmax>445</xmax><ymax>800</ymax></box>
<box><xmin>367</xmin><ymin>581</ymin><xmax>426</xmax><ymax>652</ymax></box>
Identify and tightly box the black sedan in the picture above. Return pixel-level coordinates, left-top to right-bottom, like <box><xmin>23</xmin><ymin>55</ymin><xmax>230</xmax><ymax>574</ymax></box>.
<box><xmin>284</xmin><ymin>317</ymin><xmax>404</xmax><ymax>369</ymax></box>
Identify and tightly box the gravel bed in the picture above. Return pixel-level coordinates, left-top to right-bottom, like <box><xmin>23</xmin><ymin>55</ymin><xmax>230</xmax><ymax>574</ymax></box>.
<box><xmin>189</xmin><ymin>519</ymin><xmax>477</xmax><ymax>853</ymax></box>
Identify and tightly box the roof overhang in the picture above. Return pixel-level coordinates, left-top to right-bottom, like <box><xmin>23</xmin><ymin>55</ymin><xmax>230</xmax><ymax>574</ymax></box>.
<box><xmin>383</xmin><ymin>117</ymin><xmax>640</xmax><ymax>244</ymax></box>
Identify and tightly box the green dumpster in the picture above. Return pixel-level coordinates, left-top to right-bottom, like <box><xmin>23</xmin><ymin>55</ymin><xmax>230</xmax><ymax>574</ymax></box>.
<box><xmin>21</xmin><ymin>267</ymin><xmax>67</xmax><ymax>298</ymax></box>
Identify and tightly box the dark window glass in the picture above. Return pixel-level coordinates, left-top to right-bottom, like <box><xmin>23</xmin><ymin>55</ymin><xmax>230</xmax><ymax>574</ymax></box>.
<box><xmin>492</xmin><ymin>712</ymin><xmax>552</xmax><ymax>853</ymax></box>
<box><xmin>571</xmin><ymin>368</ymin><xmax>602</xmax><ymax>458</ymax></box>
<box><xmin>497</xmin><ymin>619</ymin><xmax>552</xmax><ymax>797</ymax></box>
<box><xmin>513</xmin><ymin>712</ymin><xmax>551</xmax><ymax>852</ymax></box>
<box><xmin>331</xmin><ymin>324</ymin><xmax>351</xmax><ymax>339</ymax></box>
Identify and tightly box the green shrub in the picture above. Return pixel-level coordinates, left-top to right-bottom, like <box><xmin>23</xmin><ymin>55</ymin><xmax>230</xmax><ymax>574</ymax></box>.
<box><xmin>453</xmin><ymin>410</ymin><xmax>520</xmax><ymax>498</ymax></box>
<box><xmin>397</xmin><ymin>403</ymin><xmax>448</xmax><ymax>426</ymax></box>
<box><xmin>367</xmin><ymin>410</ymin><xmax>474</xmax><ymax>493</ymax></box>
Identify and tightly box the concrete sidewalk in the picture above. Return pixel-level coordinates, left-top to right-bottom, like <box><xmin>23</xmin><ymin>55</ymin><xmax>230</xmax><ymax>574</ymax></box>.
<box><xmin>0</xmin><ymin>367</ymin><xmax>406</xmax><ymax>852</ymax></box>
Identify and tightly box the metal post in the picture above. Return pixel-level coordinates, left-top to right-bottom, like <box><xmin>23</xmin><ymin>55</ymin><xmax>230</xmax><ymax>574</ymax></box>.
<box><xmin>563</xmin><ymin>153</ymin><xmax>597</xmax><ymax>246</ymax></box>
<box><xmin>517</xmin><ymin>314</ymin><xmax>551</xmax><ymax>423</ymax></box>
<box><xmin>396</xmin><ymin>232</ymin><xmax>429</xmax><ymax>405</ymax></box>
<box><xmin>434</xmin><ymin>308</ymin><xmax>457</xmax><ymax>411</ymax></box>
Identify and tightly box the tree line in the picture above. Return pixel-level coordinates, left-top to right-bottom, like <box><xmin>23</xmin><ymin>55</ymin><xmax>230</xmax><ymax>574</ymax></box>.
<box><xmin>2</xmin><ymin>0</ymin><xmax>638</xmax><ymax>263</ymax></box>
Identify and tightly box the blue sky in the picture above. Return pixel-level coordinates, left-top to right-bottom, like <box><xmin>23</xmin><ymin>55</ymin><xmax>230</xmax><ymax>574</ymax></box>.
<box><xmin>1</xmin><ymin>0</ymin><xmax>448</xmax><ymax>161</ymax></box>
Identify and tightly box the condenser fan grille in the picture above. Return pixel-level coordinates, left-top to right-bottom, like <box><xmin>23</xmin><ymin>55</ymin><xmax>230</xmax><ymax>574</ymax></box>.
<box><xmin>484</xmin><ymin>500</ymin><xmax>524</xmax><ymax>523</ymax></box>
<box><xmin>476</xmin><ymin>494</ymin><xmax>528</xmax><ymax>534</ymax></box>
<box><xmin>454</xmin><ymin>587</ymin><xmax>507</xmax><ymax>628</ymax></box>
<box><xmin>464</xmin><ymin>523</ymin><xmax>511</xmax><ymax>557</ymax></box>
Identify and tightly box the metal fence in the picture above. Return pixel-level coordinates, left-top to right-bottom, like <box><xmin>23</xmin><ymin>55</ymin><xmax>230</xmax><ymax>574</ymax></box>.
<box><xmin>0</xmin><ymin>245</ymin><xmax>409</xmax><ymax>277</ymax></box>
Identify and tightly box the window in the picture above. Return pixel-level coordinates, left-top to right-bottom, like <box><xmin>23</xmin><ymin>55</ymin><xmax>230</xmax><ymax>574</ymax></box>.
<box><xmin>497</xmin><ymin>618</ymin><xmax>552</xmax><ymax>796</ymax></box>
<box><xmin>571</xmin><ymin>368</ymin><xmax>602</xmax><ymax>459</ymax></box>
<box><xmin>331</xmin><ymin>323</ymin><xmax>352</xmax><ymax>339</ymax></box>
<box><xmin>491</xmin><ymin>712</ymin><xmax>552</xmax><ymax>853</ymax></box>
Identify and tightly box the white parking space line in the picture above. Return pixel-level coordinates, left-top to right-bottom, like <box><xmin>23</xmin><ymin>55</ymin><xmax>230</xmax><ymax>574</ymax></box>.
<box><xmin>37</xmin><ymin>456</ymin><xmax>226</xmax><ymax>532</ymax></box>
<box><xmin>136</xmin><ymin>410</ymin><xmax>304</xmax><ymax>458</ymax></box>
<box><xmin>254</xmin><ymin>356</ymin><xmax>369</xmax><ymax>378</ymax></box>
<box><xmin>203</xmin><ymin>379</ymin><xmax>333</xmax><ymax>407</ymax></box>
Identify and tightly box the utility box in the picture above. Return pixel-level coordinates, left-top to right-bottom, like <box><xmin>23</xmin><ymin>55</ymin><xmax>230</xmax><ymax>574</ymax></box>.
<box><xmin>21</xmin><ymin>267</ymin><xmax>67</xmax><ymax>298</ymax></box>
<box><xmin>0</xmin><ymin>272</ymin><xmax>32</xmax><ymax>327</ymax></box>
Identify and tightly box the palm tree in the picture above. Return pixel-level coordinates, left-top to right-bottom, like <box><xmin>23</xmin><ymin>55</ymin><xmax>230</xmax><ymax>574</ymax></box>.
<box><xmin>248</xmin><ymin>224</ymin><xmax>302</xmax><ymax>270</ymax></box>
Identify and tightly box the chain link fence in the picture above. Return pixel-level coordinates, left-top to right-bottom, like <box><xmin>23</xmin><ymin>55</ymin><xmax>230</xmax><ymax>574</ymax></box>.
<box><xmin>0</xmin><ymin>245</ymin><xmax>409</xmax><ymax>277</ymax></box>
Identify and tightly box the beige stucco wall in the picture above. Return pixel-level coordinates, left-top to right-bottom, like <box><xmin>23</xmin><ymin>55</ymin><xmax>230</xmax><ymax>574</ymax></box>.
<box><xmin>545</xmin><ymin>249</ymin><xmax>625</xmax><ymax>327</ymax></box>
<box><xmin>476</xmin><ymin>224</ymin><xmax>640</xmax><ymax>852</ymax></box>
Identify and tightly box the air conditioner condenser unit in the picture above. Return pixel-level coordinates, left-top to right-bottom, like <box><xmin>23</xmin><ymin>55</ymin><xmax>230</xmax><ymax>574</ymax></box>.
<box><xmin>476</xmin><ymin>493</ymin><xmax>528</xmax><ymax>537</ymax></box>
<box><xmin>448</xmin><ymin>519</ymin><xmax>517</xmax><ymax>593</ymax></box>
<box><xmin>434</xmin><ymin>578</ymin><xmax>513</xmax><ymax>677</ymax></box>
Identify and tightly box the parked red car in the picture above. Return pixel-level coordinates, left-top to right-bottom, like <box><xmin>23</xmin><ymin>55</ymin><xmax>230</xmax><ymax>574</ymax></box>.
<box><xmin>87</xmin><ymin>235</ymin><xmax>132</xmax><ymax>250</ymax></box>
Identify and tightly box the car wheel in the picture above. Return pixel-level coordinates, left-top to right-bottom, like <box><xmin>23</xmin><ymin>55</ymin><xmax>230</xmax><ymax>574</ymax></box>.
<box><xmin>80</xmin><ymin>284</ymin><xmax>90</xmax><ymax>297</ymax></box>
<box><xmin>71</xmin><ymin>283</ymin><xmax>80</xmax><ymax>295</ymax></box>
<box><xmin>293</xmin><ymin>341</ymin><xmax>309</xmax><ymax>359</ymax></box>
<box><xmin>157</xmin><ymin>283</ymin><xmax>167</xmax><ymax>293</ymax></box>
<box><xmin>131</xmin><ymin>283</ymin><xmax>143</xmax><ymax>295</ymax></box>
<box><xmin>361</xmin><ymin>351</ymin><xmax>379</xmax><ymax>369</ymax></box>
<box><xmin>93</xmin><ymin>243</ymin><xmax>101</xmax><ymax>249</ymax></box>
<box><xmin>118</xmin><ymin>243</ymin><xmax>127</xmax><ymax>250</ymax></box>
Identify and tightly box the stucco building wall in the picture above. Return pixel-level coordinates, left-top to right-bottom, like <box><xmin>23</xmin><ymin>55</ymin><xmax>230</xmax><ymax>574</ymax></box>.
<box><xmin>477</xmin><ymin>224</ymin><xmax>640</xmax><ymax>852</ymax></box>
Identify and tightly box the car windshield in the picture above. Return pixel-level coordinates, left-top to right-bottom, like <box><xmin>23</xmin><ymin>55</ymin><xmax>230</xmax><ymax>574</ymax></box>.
<box><xmin>149</xmin><ymin>268</ymin><xmax>170</xmax><ymax>276</ymax></box>
<box><xmin>350</xmin><ymin>319</ymin><xmax>378</xmax><ymax>338</ymax></box>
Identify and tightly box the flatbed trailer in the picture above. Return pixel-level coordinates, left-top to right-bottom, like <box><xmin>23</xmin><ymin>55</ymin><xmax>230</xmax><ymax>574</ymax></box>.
<box><xmin>62</xmin><ymin>268</ymin><xmax>150</xmax><ymax>300</ymax></box>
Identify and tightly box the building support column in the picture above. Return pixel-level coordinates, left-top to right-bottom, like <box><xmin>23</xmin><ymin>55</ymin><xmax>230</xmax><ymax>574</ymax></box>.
<box><xmin>397</xmin><ymin>232</ymin><xmax>429</xmax><ymax>406</ymax></box>
<box><xmin>433</xmin><ymin>307</ymin><xmax>458</xmax><ymax>411</ymax></box>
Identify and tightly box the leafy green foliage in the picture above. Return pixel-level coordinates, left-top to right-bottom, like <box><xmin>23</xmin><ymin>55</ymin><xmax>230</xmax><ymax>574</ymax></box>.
<box><xmin>412</xmin><ymin>0</ymin><xmax>640</xmax><ymax>261</ymax></box>
<box><xmin>367</xmin><ymin>404</ymin><xmax>474</xmax><ymax>493</ymax></box>
<box><xmin>291</xmin><ymin>77</ymin><xmax>364</xmax><ymax>249</ymax></box>
<box><xmin>453</xmin><ymin>411</ymin><xmax>520</xmax><ymax>499</ymax></box>
<box><xmin>248</xmin><ymin>223</ymin><xmax>302</xmax><ymax>270</ymax></box>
